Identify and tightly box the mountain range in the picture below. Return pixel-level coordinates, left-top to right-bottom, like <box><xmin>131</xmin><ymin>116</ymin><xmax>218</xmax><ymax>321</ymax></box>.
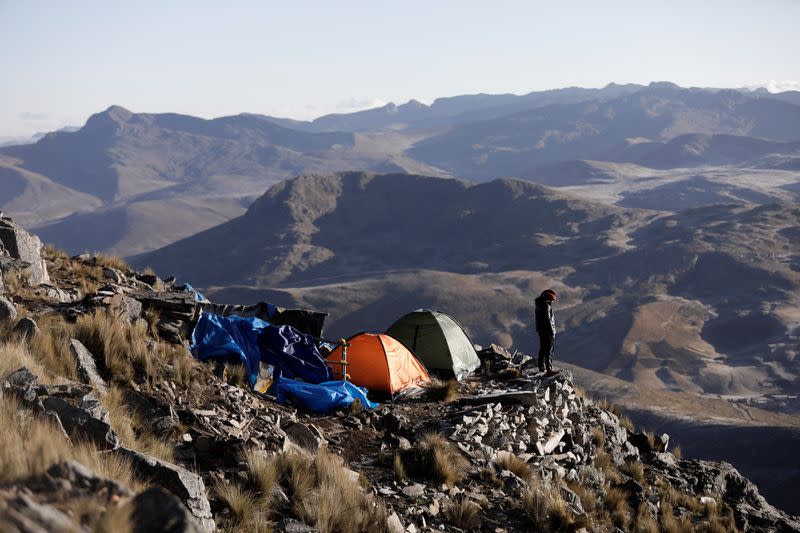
<box><xmin>2</xmin><ymin>82</ymin><xmax>800</xmax><ymax>256</ymax></box>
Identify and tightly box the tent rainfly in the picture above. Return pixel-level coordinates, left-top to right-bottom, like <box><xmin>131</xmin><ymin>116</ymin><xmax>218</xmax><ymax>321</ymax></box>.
<box><xmin>326</xmin><ymin>333</ymin><xmax>430</xmax><ymax>396</ymax></box>
<box><xmin>386</xmin><ymin>310</ymin><xmax>480</xmax><ymax>381</ymax></box>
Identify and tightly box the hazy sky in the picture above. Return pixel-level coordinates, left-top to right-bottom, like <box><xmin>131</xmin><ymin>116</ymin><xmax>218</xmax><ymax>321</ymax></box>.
<box><xmin>2</xmin><ymin>0</ymin><xmax>798</xmax><ymax>138</ymax></box>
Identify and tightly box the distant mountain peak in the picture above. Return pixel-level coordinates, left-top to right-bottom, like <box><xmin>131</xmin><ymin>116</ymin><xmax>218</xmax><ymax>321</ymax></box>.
<box><xmin>103</xmin><ymin>105</ymin><xmax>133</xmax><ymax>121</ymax></box>
<box><xmin>84</xmin><ymin>105</ymin><xmax>133</xmax><ymax>130</ymax></box>
<box><xmin>647</xmin><ymin>81</ymin><xmax>680</xmax><ymax>90</ymax></box>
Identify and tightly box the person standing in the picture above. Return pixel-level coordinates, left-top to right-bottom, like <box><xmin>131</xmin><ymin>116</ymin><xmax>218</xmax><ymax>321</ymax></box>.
<box><xmin>535</xmin><ymin>289</ymin><xmax>559</xmax><ymax>377</ymax></box>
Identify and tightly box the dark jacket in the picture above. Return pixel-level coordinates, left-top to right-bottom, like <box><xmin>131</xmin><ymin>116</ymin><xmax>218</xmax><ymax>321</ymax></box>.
<box><xmin>534</xmin><ymin>296</ymin><xmax>556</xmax><ymax>336</ymax></box>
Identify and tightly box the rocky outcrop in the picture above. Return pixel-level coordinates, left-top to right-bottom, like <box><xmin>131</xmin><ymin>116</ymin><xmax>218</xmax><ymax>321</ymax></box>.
<box><xmin>130</xmin><ymin>487</ymin><xmax>204</xmax><ymax>533</ymax></box>
<box><xmin>0</xmin><ymin>217</ymin><xmax>49</xmax><ymax>286</ymax></box>
<box><xmin>117</xmin><ymin>448</ymin><xmax>215</xmax><ymax>532</ymax></box>
<box><xmin>0</xmin><ymin>295</ymin><xmax>17</xmax><ymax>322</ymax></box>
<box><xmin>7</xmin><ymin>317</ymin><xmax>39</xmax><ymax>341</ymax></box>
<box><xmin>68</xmin><ymin>338</ymin><xmax>108</xmax><ymax>394</ymax></box>
<box><xmin>42</xmin><ymin>395</ymin><xmax>120</xmax><ymax>450</ymax></box>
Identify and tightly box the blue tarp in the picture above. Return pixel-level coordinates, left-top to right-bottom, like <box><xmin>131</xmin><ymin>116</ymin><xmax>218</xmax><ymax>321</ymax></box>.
<box><xmin>271</xmin><ymin>376</ymin><xmax>379</xmax><ymax>413</ymax></box>
<box><xmin>257</xmin><ymin>324</ymin><xmax>332</xmax><ymax>384</ymax></box>
<box><xmin>177</xmin><ymin>282</ymin><xmax>209</xmax><ymax>303</ymax></box>
<box><xmin>190</xmin><ymin>313</ymin><xmax>332</xmax><ymax>386</ymax></box>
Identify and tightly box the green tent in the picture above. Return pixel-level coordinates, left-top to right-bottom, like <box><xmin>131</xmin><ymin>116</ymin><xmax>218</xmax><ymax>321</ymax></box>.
<box><xmin>386</xmin><ymin>310</ymin><xmax>480</xmax><ymax>381</ymax></box>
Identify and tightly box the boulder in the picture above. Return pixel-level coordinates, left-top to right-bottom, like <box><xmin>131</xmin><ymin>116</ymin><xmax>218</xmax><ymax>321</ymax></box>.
<box><xmin>542</xmin><ymin>429</ymin><xmax>566</xmax><ymax>454</ymax></box>
<box><xmin>8</xmin><ymin>317</ymin><xmax>39</xmax><ymax>341</ymax></box>
<box><xmin>0</xmin><ymin>295</ymin><xmax>17</xmax><ymax>322</ymax></box>
<box><xmin>282</xmin><ymin>421</ymin><xmax>323</xmax><ymax>452</ymax></box>
<box><xmin>69</xmin><ymin>339</ymin><xmax>108</xmax><ymax>394</ymax></box>
<box><xmin>684</xmin><ymin>460</ymin><xmax>800</xmax><ymax>532</ymax></box>
<box><xmin>627</xmin><ymin>432</ymin><xmax>652</xmax><ymax>454</ymax></box>
<box><xmin>3</xmin><ymin>367</ymin><xmax>38</xmax><ymax>391</ymax></box>
<box><xmin>117</xmin><ymin>448</ymin><xmax>215</xmax><ymax>532</ymax></box>
<box><xmin>43</xmin><ymin>396</ymin><xmax>120</xmax><ymax>450</ymax></box>
<box><xmin>2</xmin><ymin>367</ymin><xmax>40</xmax><ymax>407</ymax></box>
<box><xmin>0</xmin><ymin>218</ymin><xmax>50</xmax><ymax>286</ymax></box>
<box><xmin>102</xmin><ymin>267</ymin><xmax>125</xmax><ymax>284</ymax></box>
<box><xmin>387</xmin><ymin>512</ymin><xmax>405</xmax><ymax>533</ymax></box>
<box><xmin>129</xmin><ymin>487</ymin><xmax>203</xmax><ymax>533</ymax></box>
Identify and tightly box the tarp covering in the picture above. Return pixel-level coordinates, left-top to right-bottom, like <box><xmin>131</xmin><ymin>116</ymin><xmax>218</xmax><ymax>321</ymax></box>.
<box><xmin>191</xmin><ymin>313</ymin><xmax>332</xmax><ymax>386</ymax></box>
<box><xmin>272</xmin><ymin>377</ymin><xmax>379</xmax><ymax>413</ymax></box>
<box><xmin>176</xmin><ymin>282</ymin><xmax>209</xmax><ymax>303</ymax></box>
<box><xmin>191</xmin><ymin>313</ymin><xmax>265</xmax><ymax>384</ymax></box>
<box><xmin>202</xmin><ymin>301</ymin><xmax>327</xmax><ymax>337</ymax></box>
<box><xmin>327</xmin><ymin>333</ymin><xmax>430</xmax><ymax>396</ymax></box>
<box><xmin>386</xmin><ymin>309</ymin><xmax>480</xmax><ymax>381</ymax></box>
<box><xmin>257</xmin><ymin>323</ymin><xmax>332</xmax><ymax>384</ymax></box>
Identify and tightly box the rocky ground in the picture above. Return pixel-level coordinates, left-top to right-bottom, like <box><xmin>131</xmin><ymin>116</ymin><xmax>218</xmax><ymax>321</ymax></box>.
<box><xmin>0</xmin><ymin>216</ymin><xmax>798</xmax><ymax>532</ymax></box>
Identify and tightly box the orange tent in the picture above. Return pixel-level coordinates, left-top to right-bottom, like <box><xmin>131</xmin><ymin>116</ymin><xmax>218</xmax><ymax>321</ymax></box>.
<box><xmin>326</xmin><ymin>333</ymin><xmax>431</xmax><ymax>396</ymax></box>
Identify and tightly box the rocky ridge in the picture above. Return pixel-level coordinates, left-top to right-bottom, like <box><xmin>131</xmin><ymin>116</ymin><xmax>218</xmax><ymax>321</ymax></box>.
<box><xmin>0</xmin><ymin>216</ymin><xmax>797</xmax><ymax>532</ymax></box>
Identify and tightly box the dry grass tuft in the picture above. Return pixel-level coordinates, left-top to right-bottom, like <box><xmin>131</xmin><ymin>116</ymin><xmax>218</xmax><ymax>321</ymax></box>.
<box><xmin>29</xmin><ymin>314</ymin><xmax>78</xmax><ymax>381</ymax></box>
<box><xmin>593</xmin><ymin>449</ymin><xmax>622</xmax><ymax>484</ymax></box>
<box><xmin>412</xmin><ymin>433</ymin><xmax>469</xmax><ymax>486</ymax></box>
<box><xmin>633</xmin><ymin>503</ymin><xmax>659</xmax><ymax>533</ymax></box>
<box><xmin>423</xmin><ymin>378</ymin><xmax>459</xmax><ymax>403</ymax></box>
<box><xmin>245</xmin><ymin>452</ymin><xmax>278</xmax><ymax>504</ymax></box>
<box><xmin>660</xmin><ymin>482</ymin><xmax>706</xmax><ymax>514</ymax></box>
<box><xmin>523</xmin><ymin>483</ymin><xmax>578</xmax><ymax>532</ymax></box>
<box><xmin>494</xmin><ymin>451</ymin><xmax>534</xmax><ymax>481</ymax></box>
<box><xmin>621</xmin><ymin>460</ymin><xmax>645</xmax><ymax>484</ymax></box>
<box><xmin>0</xmin><ymin>339</ymin><xmax>63</xmax><ymax>384</ymax></box>
<box><xmin>596</xmin><ymin>397</ymin><xmax>622</xmax><ymax>417</ymax></box>
<box><xmin>274</xmin><ymin>450</ymin><xmax>388</xmax><ymax>533</ymax></box>
<box><xmin>225</xmin><ymin>363</ymin><xmax>249</xmax><ymax>388</ymax></box>
<box><xmin>393</xmin><ymin>452</ymin><xmax>406</xmax><ymax>481</ymax></box>
<box><xmin>215</xmin><ymin>480</ymin><xmax>260</xmax><ymax>528</ymax></box>
<box><xmin>100</xmin><ymin>386</ymin><xmax>174</xmax><ymax>463</ymax></box>
<box><xmin>566</xmin><ymin>480</ymin><xmax>597</xmax><ymax>514</ymax></box>
<box><xmin>673</xmin><ymin>445</ymin><xmax>683</xmax><ymax>460</ymax></box>
<box><xmin>93</xmin><ymin>253</ymin><xmax>130</xmax><ymax>273</ymax></box>
<box><xmin>444</xmin><ymin>496</ymin><xmax>482</xmax><ymax>529</ymax></box>
<box><xmin>2</xmin><ymin>270</ymin><xmax>46</xmax><ymax>302</ymax></box>
<box><xmin>604</xmin><ymin>486</ymin><xmax>632</xmax><ymax>530</ymax></box>
<box><xmin>0</xmin><ymin>392</ymin><xmax>72</xmax><ymax>482</ymax></box>
<box><xmin>619</xmin><ymin>415</ymin><xmax>635</xmax><ymax>432</ymax></box>
<box><xmin>72</xmin><ymin>309</ymin><xmax>153</xmax><ymax>383</ymax></box>
<box><xmin>158</xmin><ymin>343</ymin><xmax>196</xmax><ymax>387</ymax></box>
<box><xmin>0</xmin><ymin>392</ymin><xmax>144</xmax><ymax>491</ymax></box>
<box><xmin>591</xmin><ymin>426</ymin><xmax>606</xmax><ymax>448</ymax></box>
<box><xmin>143</xmin><ymin>308</ymin><xmax>161</xmax><ymax>339</ymax></box>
